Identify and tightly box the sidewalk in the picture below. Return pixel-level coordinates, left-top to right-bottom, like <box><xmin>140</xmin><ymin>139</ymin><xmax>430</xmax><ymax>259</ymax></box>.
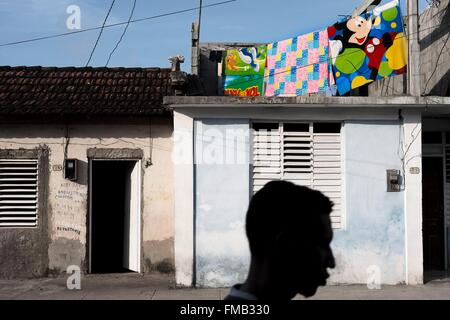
<box><xmin>1</xmin><ymin>273</ymin><xmax>450</xmax><ymax>300</ymax></box>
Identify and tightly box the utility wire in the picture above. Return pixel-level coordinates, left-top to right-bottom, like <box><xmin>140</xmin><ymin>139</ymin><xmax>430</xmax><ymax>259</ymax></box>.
<box><xmin>86</xmin><ymin>0</ymin><xmax>116</xmax><ymax>66</ymax></box>
<box><xmin>106</xmin><ymin>0</ymin><xmax>137</xmax><ymax>66</ymax></box>
<box><xmin>0</xmin><ymin>0</ymin><xmax>237</xmax><ymax>48</ymax></box>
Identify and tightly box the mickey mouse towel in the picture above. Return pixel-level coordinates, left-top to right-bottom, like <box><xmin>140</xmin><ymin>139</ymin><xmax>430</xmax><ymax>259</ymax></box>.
<box><xmin>327</xmin><ymin>0</ymin><xmax>407</xmax><ymax>95</ymax></box>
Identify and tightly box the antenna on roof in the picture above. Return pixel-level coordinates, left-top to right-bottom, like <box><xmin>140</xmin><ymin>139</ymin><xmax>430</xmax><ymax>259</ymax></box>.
<box><xmin>198</xmin><ymin>0</ymin><xmax>203</xmax><ymax>40</ymax></box>
<box><xmin>191</xmin><ymin>0</ymin><xmax>203</xmax><ymax>76</ymax></box>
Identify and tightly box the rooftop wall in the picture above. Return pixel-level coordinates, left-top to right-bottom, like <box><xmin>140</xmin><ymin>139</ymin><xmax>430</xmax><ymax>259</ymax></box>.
<box><xmin>369</xmin><ymin>0</ymin><xmax>450</xmax><ymax>96</ymax></box>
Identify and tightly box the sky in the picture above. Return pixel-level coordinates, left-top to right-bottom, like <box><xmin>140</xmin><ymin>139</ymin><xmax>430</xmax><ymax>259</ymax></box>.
<box><xmin>0</xmin><ymin>0</ymin><xmax>431</xmax><ymax>72</ymax></box>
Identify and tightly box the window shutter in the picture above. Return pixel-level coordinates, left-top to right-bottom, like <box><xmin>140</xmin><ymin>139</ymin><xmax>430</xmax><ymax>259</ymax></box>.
<box><xmin>282</xmin><ymin>124</ymin><xmax>313</xmax><ymax>188</ymax></box>
<box><xmin>313</xmin><ymin>131</ymin><xmax>342</xmax><ymax>229</ymax></box>
<box><xmin>252</xmin><ymin>124</ymin><xmax>281</xmax><ymax>193</ymax></box>
<box><xmin>252</xmin><ymin>122</ymin><xmax>343</xmax><ymax>229</ymax></box>
<box><xmin>0</xmin><ymin>160</ymin><xmax>38</xmax><ymax>227</ymax></box>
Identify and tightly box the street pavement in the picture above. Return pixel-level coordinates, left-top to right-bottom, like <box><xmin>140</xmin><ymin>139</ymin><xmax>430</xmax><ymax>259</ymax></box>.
<box><xmin>1</xmin><ymin>272</ymin><xmax>450</xmax><ymax>300</ymax></box>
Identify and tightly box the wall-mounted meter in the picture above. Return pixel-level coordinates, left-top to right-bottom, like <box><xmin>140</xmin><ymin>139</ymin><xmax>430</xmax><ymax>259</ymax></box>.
<box><xmin>387</xmin><ymin>169</ymin><xmax>402</xmax><ymax>192</ymax></box>
<box><xmin>64</xmin><ymin>159</ymin><xmax>78</xmax><ymax>181</ymax></box>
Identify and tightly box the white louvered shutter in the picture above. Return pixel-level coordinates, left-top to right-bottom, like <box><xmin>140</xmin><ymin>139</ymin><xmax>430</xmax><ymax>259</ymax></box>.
<box><xmin>252</xmin><ymin>124</ymin><xmax>281</xmax><ymax>193</ymax></box>
<box><xmin>282</xmin><ymin>124</ymin><xmax>313</xmax><ymax>188</ymax></box>
<box><xmin>313</xmin><ymin>129</ymin><xmax>342</xmax><ymax>229</ymax></box>
<box><xmin>251</xmin><ymin>122</ymin><xmax>343</xmax><ymax>229</ymax></box>
<box><xmin>0</xmin><ymin>160</ymin><xmax>38</xmax><ymax>227</ymax></box>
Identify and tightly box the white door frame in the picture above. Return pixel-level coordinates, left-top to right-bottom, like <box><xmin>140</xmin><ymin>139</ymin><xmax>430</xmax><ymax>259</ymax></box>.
<box><xmin>88</xmin><ymin>159</ymin><xmax>142</xmax><ymax>273</ymax></box>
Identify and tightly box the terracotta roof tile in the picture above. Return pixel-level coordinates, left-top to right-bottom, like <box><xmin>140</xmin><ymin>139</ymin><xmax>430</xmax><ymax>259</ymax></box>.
<box><xmin>0</xmin><ymin>66</ymin><xmax>172</xmax><ymax>115</ymax></box>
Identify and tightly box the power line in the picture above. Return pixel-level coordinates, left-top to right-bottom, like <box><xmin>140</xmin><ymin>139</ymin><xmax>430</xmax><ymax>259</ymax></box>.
<box><xmin>0</xmin><ymin>0</ymin><xmax>237</xmax><ymax>48</ymax></box>
<box><xmin>106</xmin><ymin>0</ymin><xmax>137</xmax><ymax>67</ymax></box>
<box><xmin>86</xmin><ymin>0</ymin><xmax>116</xmax><ymax>67</ymax></box>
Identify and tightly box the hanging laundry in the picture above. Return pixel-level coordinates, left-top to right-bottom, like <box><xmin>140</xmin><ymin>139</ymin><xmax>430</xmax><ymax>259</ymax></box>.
<box><xmin>223</xmin><ymin>45</ymin><xmax>267</xmax><ymax>97</ymax></box>
<box><xmin>223</xmin><ymin>75</ymin><xmax>263</xmax><ymax>97</ymax></box>
<box><xmin>264</xmin><ymin>30</ymin><xmax>335</xmax><ymax>97</ymax></box>
<box><xmin>327</xmin><ymin>0</ymin><xmax>407</xmax><ymax>95</ymax></box>
<box><xmin>224</xmin><ymin>45</ymin><xmax>267</xmax><ymax>76</ymax></box>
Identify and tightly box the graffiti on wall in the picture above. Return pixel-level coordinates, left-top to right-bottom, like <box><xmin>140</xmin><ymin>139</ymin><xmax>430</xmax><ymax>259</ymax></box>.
<box><xmin>53</xmin><ymin>182</ymin><xmax>87</xmax><ymax>243</ymax></box>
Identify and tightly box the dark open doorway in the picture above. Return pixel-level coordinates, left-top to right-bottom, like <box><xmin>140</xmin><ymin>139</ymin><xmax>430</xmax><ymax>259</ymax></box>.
<box><xmin>89</xmin><ymin>160</ymin><xmax>141</xmax><ymax>274</ymax></box>
<box><xmin>422</xmin><ymin>157</ymin><xmax>446</xmax><ymax>276</ymax></box>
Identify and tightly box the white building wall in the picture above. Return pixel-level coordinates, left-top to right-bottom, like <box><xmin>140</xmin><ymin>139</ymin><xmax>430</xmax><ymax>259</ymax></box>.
<box><xmin>173</xmin><ymin>107</ymin><xmax>423</xmax><ymax>286</ymax></box>
<box><xmin>403</xmin><ymin>110</ymin><xmax>424</xmax><ymax>284</ymax></box>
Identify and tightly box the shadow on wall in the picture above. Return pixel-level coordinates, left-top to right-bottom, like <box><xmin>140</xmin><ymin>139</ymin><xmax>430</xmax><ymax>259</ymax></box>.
<box><xmin>428</xmin><ymin>67</ymin><xmax>450</xmax><ymax>96</ymax></box>
<box><xmin>0</xmin><ymin>116</ymin><xmax>173</xmax><ymax>140</ymax></box>
<box><xmin>419</xmin><ymin>2</ymin><xmax>450</xmax><ymax>52</ymax></box>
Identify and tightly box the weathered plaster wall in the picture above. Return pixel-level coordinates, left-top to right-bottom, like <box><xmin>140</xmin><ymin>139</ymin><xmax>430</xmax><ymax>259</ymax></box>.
<box><xmin>403</xmin><ymin>110</ymin><xmax>423</xmax><ymax>284</ymax></box>
<box><xmin>418</xmin><ymin>0</ymin><xmax>450</xmax><ymax>96</ymax></box>
<box><xmin>173</xmin><ymin>107</ymin><xmax>422</xmax><ymax>286</ymax></box>
<box><xmin>329</xmin><ymin>121</ymin><xmax>406</xmax><ymax>284</ymax></box>
<box><xmin>173</xmin><ymin>112</ymin><xmax>195</xmax><ymax>286</ymax></box>
<box><xmin>0</xmin><ymin>117</ymin><xmax>174</xmax><ymax>278</ymax></box>
<box><xmin>194</xmin><ymin>119</ymin><xmax>251</xmax><ymax>287</ymax></box>
<box><xmin>0</xmin><ymin>148</ymin><xmax>49</xmax><ymax>279</ymax></box>
<box><xmin>189</xmin><ymin>118</ymin><xmax>407</xmax><ymax>286</ymax></box>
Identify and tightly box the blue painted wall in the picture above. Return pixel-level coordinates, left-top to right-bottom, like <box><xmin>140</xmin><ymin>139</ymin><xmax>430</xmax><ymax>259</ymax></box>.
<box><xmin>194</xmin><ymin>120</ymin><xmax>407</xmax><ymax>287</ymax></box>
<box><xmin>329</xmin><ymin>121</ymin><xmax>406</xmax><ymax>284</ymax></box>
<box><xmin>194</xmin><ymin>119</ymin><xmax>251</xmax><ymax>287</ymax></box>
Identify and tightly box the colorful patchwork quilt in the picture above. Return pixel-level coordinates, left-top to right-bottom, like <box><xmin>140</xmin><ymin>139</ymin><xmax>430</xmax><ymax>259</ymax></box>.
<box><xmin>264</xmin><ymin>29</ymin><xmax>335</xmax><ymax>97</ymax></box>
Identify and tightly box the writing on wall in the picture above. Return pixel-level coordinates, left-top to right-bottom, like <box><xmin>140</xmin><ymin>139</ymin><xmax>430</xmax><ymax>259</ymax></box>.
<box><xmin>52</xmin><ymin>182</ymin><xmax>87</xmax><ymax>243</ymax></box>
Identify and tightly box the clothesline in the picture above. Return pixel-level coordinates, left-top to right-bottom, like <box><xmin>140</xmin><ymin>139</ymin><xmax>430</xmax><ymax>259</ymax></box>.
<box><xmin>222</xmin><ymin>0</ymin><xmax>407</xmax><ymax>97</ymax></box>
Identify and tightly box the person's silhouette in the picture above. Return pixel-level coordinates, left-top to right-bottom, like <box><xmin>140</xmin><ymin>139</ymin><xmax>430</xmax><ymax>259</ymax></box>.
<box><xmin>225</xmin><ymin>180</ymin><xmax>336</xmax><ymax>300</ymax></box>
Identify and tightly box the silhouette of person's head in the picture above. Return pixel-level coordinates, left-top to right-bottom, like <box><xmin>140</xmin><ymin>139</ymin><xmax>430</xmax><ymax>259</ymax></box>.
<box><xmin>242</xmin><ymin>180</ymin><xmax>335</xmax><ymax>300</ymax></box>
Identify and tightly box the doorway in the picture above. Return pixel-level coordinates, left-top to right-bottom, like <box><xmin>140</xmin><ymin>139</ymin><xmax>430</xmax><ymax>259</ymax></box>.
<box><xmin>422</xmin><ymin>157</ymin><xmax>446</xmax><ymax>271</ymax></box>
<box><xmin>89</xmin><ymin>160</ymin><xmax>141</xmax><ymax>273</ymax></box>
